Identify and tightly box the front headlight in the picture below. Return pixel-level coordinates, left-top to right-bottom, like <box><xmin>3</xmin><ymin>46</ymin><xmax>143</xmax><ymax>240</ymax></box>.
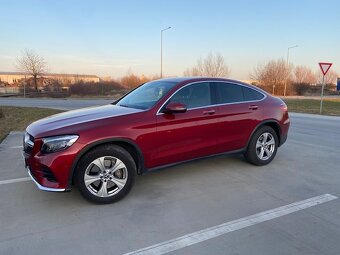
<box><xmin>41</xmin><ymin>135</ymin><xmax>79</xmax><ymax>154</ymax></box>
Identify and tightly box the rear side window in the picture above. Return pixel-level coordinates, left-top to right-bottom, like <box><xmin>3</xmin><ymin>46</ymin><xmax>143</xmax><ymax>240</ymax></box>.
<box><xmin>168</xmin><ymin>82</ymin><xmax>211</xmax><ymax>109</ymax></box>
<box><xmin>214</xmin><ymin>82</ymin><xmax>264</xmax><ymax>104</ymax></box>
<box><xmin>214</xmin><ymin>83</ymin><xmax>244</xmax><ymax>104</ymax></box>
<box><xmin>242</xmin><ymin>86</ymin><xmax>265</xmax><ymax>101</ymax></box>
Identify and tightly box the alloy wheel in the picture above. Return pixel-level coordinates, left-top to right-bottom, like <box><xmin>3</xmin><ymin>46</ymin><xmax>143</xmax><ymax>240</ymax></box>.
<box><xmin>84</xmin><ymin>156</ymin><xmax>128</xmax><ymax>197</ymax></box>
<box><xmin>255</xmin><ymin>132</ymin><xmax>275</xmax><ymax>161</ymax></box>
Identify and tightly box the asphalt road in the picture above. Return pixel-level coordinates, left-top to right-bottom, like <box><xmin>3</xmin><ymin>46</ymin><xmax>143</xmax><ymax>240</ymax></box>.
<box><xmin>0</xmin><ymin>97</ymin><xmax>114</xmax><ymax>110</ymax></box>
<box><xmin>0</xmin><ymin>100</ymin><xmax>340</xmax><ymax>254</ymax></box>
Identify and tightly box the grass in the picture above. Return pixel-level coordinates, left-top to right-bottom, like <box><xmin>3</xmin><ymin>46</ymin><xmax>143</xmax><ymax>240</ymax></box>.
<box><xmin>0</xmin><ymin>106</ymin><xmax>63</xmax><ymax>142</ymax></box>
<box><xmin>283</xmin><ymin>98</ymin><xmax>340</xmax><ymax>116</ymax></box>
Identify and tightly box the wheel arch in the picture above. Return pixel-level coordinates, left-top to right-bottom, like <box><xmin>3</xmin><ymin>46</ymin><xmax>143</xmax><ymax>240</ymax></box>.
<box><xmin>68</xmin><ymin>138</ymin><xmax>145</xmax><ymax>189</ymax></box>
<box><xmin>246</xmin><ymin>120</ymin><xmax>282</xmax><ymax>149</ymax></box>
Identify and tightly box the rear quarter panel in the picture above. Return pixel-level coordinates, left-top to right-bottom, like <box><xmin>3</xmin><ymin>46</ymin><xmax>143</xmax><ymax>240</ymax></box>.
<box><xmin>261</xmin><ymin>96</ymin><xmax>290</xmax><ymax>143</ymax></box>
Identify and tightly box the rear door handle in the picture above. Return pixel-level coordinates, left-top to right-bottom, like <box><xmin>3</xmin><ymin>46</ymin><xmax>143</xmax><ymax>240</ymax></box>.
<box><xmin>249</xmin><ymin>105</ymin><xmax>258</xmax><ymax>110</ymax></box>
<box><xmin>203</xmin><ymin>109</ymin><xmax>216</xmax><ymax>115</ymax></box>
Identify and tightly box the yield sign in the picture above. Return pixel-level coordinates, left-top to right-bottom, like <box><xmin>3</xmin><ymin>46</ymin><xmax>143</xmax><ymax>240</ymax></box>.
<box><xmin>319</xmin><ymin>62</ymin><xmax>333</xmax><ymax>76</ymax></box>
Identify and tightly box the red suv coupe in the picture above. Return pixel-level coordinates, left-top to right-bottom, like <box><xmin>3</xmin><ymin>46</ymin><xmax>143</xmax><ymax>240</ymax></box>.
<box><xmin>23</xmin><ymin>77</ymin><xmax>290</xmax><ymax>203</ymax></box>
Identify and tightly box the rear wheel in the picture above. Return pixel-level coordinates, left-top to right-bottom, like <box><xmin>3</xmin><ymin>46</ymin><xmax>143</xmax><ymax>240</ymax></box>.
<box><xmin>244</xmin><ymin>126</ymin><xmax>278</xmax><ymax>166</ymax></box>
<box><xmin>75</xmin><ymin>145</ymin><xmax>136</xmax><ymax>204</ymax></box>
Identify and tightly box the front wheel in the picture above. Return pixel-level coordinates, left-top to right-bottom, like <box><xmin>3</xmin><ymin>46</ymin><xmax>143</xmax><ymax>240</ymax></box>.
<box><xmin>244</xmin><ymin>126</ymin><xmax>278</xmax><ymax>166</ymax></box>
<box><xmin>75</xmin><ymin>145</ymin><xmax>136</xmax><ymax>204</ymax></box>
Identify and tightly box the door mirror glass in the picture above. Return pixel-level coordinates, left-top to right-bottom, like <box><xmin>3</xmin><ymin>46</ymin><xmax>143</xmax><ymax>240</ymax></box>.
<box><xmin>164</xmin><ymin>102</ymin><xmax>187</xmax><ymax>114</ymax></box>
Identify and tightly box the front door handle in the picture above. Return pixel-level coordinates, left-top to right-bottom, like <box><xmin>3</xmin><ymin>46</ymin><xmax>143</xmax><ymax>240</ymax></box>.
<box><xmin>203</xmin><ymin>109</ymin><xmax>216</xmax><ymax>115</ymax></box>
<box><xmin>249</xmin><ymin>105</ymin><xmax>258</xmax><ymax>110</ymax></box>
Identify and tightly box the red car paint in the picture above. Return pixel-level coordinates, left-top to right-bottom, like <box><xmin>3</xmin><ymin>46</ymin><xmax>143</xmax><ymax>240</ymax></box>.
<box><xmin>23</xmin><ymin>77</ymin><xmax>289</xmax><ymax>191</ymax></box>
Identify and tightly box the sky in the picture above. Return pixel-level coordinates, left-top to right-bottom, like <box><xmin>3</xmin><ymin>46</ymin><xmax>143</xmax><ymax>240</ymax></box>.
<box><xmin>0</xmin><ymin>0</ymin><xmax>339</xmax><ymax>80</ymax></box>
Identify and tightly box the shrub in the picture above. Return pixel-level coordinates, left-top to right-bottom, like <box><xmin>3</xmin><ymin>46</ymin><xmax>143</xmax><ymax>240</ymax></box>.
<box><xmin>69</xmin><ymin>81</ymin><xmax>124</xmax><ymax>96</ymax></box>
<box><xmin>292</xmin><ymin>83</ymin><xmax>338</xmax><ymax>96</ymax></box>
<box><xmin>294</xmin><ymin>83</ymin><xmax>311</xmax><ymax>96</ymax></box>
<box><xmin>120</xmin><ymin>73</ymin><xmax>152</xmax><ymax>89</ymax></box>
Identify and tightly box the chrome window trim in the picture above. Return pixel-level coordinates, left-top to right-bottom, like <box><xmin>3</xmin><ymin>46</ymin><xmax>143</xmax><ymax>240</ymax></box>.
<box><xmin>156</xmin><ymin>81</ymin><xmax>267</xmax><ymax>115</ymax></box>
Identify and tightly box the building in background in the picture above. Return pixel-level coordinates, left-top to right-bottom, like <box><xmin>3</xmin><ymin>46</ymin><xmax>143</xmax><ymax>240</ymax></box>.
<box><xmin>0</xmin><ymin>72</ymin><xmax>100</xmax><ymax>85</ymax></box>
<box><xmin>100</xmin><ymin>76</ymin><xmax>113</xmax><ymax>82</ymax></box>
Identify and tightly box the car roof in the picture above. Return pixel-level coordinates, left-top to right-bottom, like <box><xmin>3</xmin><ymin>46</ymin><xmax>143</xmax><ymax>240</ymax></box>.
<box><xmin>159</xmin><ymin>77</ymin><xmax>250</xmax><ymax>85</ymax></box>
<box><xmin>158</xmin><ymin>77</ymin><xmax>268</xmax><ymax>96</ymax></box>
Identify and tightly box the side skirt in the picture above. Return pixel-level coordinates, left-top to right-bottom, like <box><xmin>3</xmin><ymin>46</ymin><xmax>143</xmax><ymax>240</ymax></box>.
<box><xmin>144</xmin><ymin>148</ymin><xmax>246</xmax><ymax>174</ymax></box>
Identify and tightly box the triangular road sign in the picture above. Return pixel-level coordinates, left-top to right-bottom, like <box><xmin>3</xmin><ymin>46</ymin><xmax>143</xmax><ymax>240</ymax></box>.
<box><xmin>319</xmin><ymin>62</ymin><xmax>333</xmax><ymax>76</ymax></box>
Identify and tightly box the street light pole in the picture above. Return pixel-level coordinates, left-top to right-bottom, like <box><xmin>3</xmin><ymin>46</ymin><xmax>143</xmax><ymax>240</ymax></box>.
<box><xmin>160</xmin><ymin>26</ymin><xmax>171</xmax><ymax>78</ymax></box>
<box><xmin>24</xmin><ymin>74</ymin><xmax>26</xmax><ymax>98</ymax></box>
<box><xmin>284</xmin><ymin>45</ymin><xmax>298</xmax><ymax>96</ymax></box>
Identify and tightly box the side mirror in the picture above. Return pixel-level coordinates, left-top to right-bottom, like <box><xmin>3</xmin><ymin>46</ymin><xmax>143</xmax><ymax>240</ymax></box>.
<box><xmin>164</xmin><ymin>102</ymin><xmax>187</xmax><ymax>114</ymax></box>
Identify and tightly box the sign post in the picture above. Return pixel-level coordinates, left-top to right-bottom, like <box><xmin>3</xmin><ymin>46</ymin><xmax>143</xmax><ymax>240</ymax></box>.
<box><xmin>318</xmin><ymin>62</ymin><xmax>333</xmax><ymax>115</ymax></box>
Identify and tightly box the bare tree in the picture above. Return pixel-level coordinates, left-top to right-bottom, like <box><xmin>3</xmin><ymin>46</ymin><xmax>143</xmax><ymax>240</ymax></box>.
<box><xmin>16</xmin><ymin>49</ymin><xmax>47</xmax><ymax>91</ymax></box>
<box><xmin>184</xmin><ymin>52</ymin><xmax>230</xmax><ymax>77</ymax></box>
<box><xmin>316</xmin><ymin>69</ymin><xmax>338</xmax><ymax>85</ymax></box>
<box><xmin>294</xmin><ymin>66</ymin><xmax>317</xmax><ymax>84</ymax></box>
<box><xmin>120</xmin><ymin>69</ymin><xmax>152</xmax><ymax>89</ymax></box>
<box><xmin>251</xmin><ymin>59</ymin><xmax>291</xmax><ymax>95</ymax></box>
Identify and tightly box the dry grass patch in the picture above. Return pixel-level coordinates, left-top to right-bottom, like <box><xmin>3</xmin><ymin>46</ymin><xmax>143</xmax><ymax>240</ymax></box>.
<box><xmin>0</xmin><ymin>106</ymin><xmax>63</xmax><ymax>142</ymax></box>
<box><xmin>283</xmin><ymin>98</ymin><xmax>340</xmax><ymax>116</ymax></box>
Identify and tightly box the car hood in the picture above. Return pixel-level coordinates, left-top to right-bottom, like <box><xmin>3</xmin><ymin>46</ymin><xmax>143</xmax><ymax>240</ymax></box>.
<box><xmin>27</xmin><ymin>104</ymin><xmax>143</xmax><ymax>138</ymax></box>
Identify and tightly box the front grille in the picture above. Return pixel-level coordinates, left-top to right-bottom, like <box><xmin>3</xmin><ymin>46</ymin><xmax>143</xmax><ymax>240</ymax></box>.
<box><xmin>23</xmin><ymin>132</ymin><xmax>34</xmax><ymax>154</ymax></box>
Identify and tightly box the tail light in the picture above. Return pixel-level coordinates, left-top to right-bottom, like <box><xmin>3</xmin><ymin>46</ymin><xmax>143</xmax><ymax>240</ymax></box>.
<box><xmin>280</xmin><ymin>102</ymin><xmax>288</xmax><ymax>111</ymax></box>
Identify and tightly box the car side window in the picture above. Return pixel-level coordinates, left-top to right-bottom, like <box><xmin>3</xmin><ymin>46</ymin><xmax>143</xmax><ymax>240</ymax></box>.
<box><xmin>168</xmin><ymin>82</ymin><xmax>211</xmax><ymax>109</ymax></box>
<box><xmin>214</xmin><ymin>83</ymin><xmax>244</xmax><ymax>104</ymax></box>
<box><xmin>242</xmin><ymin>87</ymin><xmax>265</xmax><ymax>101</ymax></box>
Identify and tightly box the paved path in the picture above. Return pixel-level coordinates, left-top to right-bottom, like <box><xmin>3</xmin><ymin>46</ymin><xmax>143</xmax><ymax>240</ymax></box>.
<box><xmin>0</xmin><ymin>98</ymin><xmax>114</xmax><ymax>110</ymax></box>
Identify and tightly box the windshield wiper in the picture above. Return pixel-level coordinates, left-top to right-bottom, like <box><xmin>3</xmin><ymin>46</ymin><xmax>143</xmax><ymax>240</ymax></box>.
<box><xmin>118</xmin><ymin>104</ymin><xmax>130</xmax><ymax>108</ymax></box>
<box><xmin>118</xmin><ymin>104</ymin><xmax>147</xmax><ymax>110</ymax></box>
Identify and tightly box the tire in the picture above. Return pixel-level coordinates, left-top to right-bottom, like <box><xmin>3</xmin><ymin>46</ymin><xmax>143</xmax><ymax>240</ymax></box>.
<box><xmin>244</xmin><ymin>126</ymin><xmax>278</xmax><ymax>166</ymax></box>
<box><xmin>75</xmin><ymin>144</ymin><xmax>136</xmax><ymax>204</ymax></box>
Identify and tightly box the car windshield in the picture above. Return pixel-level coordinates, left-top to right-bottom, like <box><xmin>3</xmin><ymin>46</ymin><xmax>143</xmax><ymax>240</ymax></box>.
<box><xmin>116</xmin><ymin>80</ymin><xmax>178</xmax><ymax>110</ymax></box>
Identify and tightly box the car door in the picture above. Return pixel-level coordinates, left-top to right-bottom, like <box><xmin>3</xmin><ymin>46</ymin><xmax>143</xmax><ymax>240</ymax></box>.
<box><xmin>212</xmin><ymin>82</ymin><xmax>264</xmax><ymax>153</ymax></box>
<box><xmin>153</xmin><ymin>82</ymin><xmax>219</xmax><ymax>167</ymax></box>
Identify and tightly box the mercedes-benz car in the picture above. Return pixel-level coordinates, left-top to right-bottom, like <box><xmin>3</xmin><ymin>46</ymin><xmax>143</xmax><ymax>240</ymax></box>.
<box><xmin>23</xmin><ymin>77</ymin><xmax>290</xmax><ymax>204</ymax></box>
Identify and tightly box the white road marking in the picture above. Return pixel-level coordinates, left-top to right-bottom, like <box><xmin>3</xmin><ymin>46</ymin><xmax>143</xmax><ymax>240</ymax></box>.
<box><xmin>0</xmin><ymin>177</ymin><xmax>31</xmax><ymax>185</ymax></box>
<box><xmin>124</xmin><ymin>194</ymin><xmax>337</xmax><ymax>255</ymax></box>
<box><xmin>10</xmin><ymin>146</ymin><xmax>23</xmax><ymax>149</ymax></box>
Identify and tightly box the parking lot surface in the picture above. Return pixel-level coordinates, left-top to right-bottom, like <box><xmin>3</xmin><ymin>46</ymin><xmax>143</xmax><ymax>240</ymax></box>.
<box><xmin>1</xmin><ymin>105</ymin><xmax>340</xmax><ymax>254</ymax></box>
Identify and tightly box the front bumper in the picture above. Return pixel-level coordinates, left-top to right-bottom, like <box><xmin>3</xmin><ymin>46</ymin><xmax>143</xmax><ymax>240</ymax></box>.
<box><xmin>27</xmin><ymin>166</ymin><xmax>66</xmax><ymax>192</ymax></box>
<box><xmin>22</xmin><ymin>137</ymin><xmax>83</xmax><ymax>191</ymax></box>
